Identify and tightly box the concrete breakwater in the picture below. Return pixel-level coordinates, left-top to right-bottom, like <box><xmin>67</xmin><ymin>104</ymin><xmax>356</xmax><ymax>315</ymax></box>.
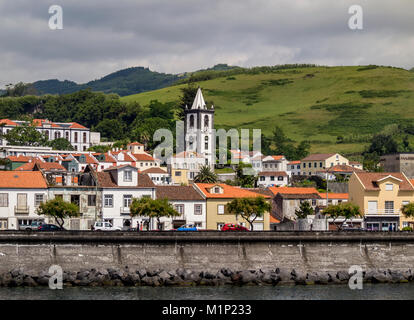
<box><xmin>0</xmin><ymin>231</ymin><xmax>414</xmax><ymax>287</ymax></box>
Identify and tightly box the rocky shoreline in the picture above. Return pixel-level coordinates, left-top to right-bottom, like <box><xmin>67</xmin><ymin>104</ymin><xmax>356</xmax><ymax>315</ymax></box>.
<box><xmin>0</xmin><ymin>267</ymin><xmax>412</xmax><ymax>287</ymax></box>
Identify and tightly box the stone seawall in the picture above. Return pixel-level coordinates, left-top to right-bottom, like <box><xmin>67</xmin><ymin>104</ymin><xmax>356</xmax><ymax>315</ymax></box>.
<box><xmin>0</xmin><ymin>231</ymin><xmax>414</xmax><ymax>286</ymax></box>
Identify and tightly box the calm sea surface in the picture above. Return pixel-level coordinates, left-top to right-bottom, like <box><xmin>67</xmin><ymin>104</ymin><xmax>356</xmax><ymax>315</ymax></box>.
<box><xmin>0</xmin><ymin>283</ymin><xmax>413</xmax><ymax>300</ymax></box>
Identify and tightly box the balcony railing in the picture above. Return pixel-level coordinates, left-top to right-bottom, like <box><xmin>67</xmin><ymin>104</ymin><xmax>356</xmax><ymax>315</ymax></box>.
<box><xmin>364</xmin><ymin>209</ymin><xmax>401</xmax><ymax>217</ymax></box>
<box><xmin>14</xmin><ymin>206</ymin><xmax>29</xmax><ymax>214</ymax></box>
<box><xmin>120</xmin><ymin>207</ymin><xmax>130</xmax><ymax>216</ymax></box>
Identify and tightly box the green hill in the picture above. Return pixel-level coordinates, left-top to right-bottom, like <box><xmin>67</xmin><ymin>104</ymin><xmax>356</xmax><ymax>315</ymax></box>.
<box><xmin>32</xmin><ymin>67</ymin><xmax>181</xmax><ymax>96</ymax></box>
<box><xmin>121</xmin><ymin>65</ymin><xmax>414</xmax><ymax>155</ymax></box>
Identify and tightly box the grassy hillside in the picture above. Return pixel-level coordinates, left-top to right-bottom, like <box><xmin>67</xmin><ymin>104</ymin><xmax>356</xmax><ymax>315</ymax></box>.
<box><xmin>32</xmin><ymin>67</ymin><xmax>181</xmax><ymax>96</ymax></box>
<box><xmin>121</xmin><ymin>65</ymin><xmax>414</xmax><ymax>155</ymax></box>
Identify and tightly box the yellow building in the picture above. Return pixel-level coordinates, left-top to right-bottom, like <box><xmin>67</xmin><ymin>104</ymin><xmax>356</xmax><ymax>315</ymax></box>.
<box><xmin>300</xmin><ymin>153</ymin><xmax>349</xmax><ymax>176</ymax></box>
<box><xmin>194</xmin><ymin>183</ymin><xmax>271</xmax><ymax>230</ymax></box>
<box><xmin>349</xmin><ymin>172</ymin><xmax>414</xmax><ymax>230</ymax></box>
<box><xmin>171</xmin><ymin>169</ymin><xmax>189</xmax><ymax>185</ymax></box>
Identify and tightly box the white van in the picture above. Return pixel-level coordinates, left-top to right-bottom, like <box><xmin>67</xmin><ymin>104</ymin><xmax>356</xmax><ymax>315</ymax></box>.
<box><xmin>93</xmin><ymin>221</ymin><xmax>122</xmax><ymax>231</ymax></box>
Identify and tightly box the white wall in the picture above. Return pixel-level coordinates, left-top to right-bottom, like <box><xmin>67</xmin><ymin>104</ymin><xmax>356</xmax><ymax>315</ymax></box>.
<box><xmin>0</xmin><ymin>188</ymin><xmax>48</xmax><ymax>230</ymax></box>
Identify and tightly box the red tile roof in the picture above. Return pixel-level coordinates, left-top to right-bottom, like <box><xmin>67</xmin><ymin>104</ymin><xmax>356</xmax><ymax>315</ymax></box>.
<box><xmin>288</xmin><ymin>160</ymin><xmax>301</xmax><ymax>165</ymax></box>
<box><xmin>354</xmin><ymin>172</ymin><xmax>414</xmax><ymax>191</ymax></box>
<box><xmin>69</xmin><ymin>122</ymin><xmax>87</xmax><ymax>129</ymax></box>
<box><xmin>318</xmin><ymin>193</ymin><xmax>349</xmax><ymax>200</ymax></box>
<box><xmin>157</xmin><ymin>186</ymin><xmax>204</xmax><ymax>201</ymax></box>
<box><xmin>269</xmin><ymin>186</ymin><xmax>320</xmax><ymax>196</ymax></box>
<box><xmin>142</xmin><ymin>167</ymin><xmax>167</xmax><ymax>174</ymax></box>
<box><xmin>15</xmin><ymin>161</ymin><xmax>66</xmax><ymax>172</ymax></box>
<box><xmin>0</xmin><ymin>119</ymin><xmax>18</xmax><ymax>126</ymax></box>
<box><xmin>7</xmin><ymin>156</ymin><xmax>32</xmax><ymax>162</ymax></box>
<box><xmin>132</xmin><ymin>153</ymin><xmax>156</xmax><ymax>161</ymax></box>
<box><xmin>0</xmin><ymin>171</ymin><xmax>47</xmax><ymax>188</ymax></box>
<box><xmin>258</xmin><ymin>171</ymin><xmax>288</xmax><ymax>177</ymax></box>
<box><xmin>196</xmin><ymin>183</ymin><xmax>270</xmax><ymax>199</ymax></box>
<box><xmin>97</xmin><ymin>172</ymin><xmax>155</xmax><ymax>188</ymax></box>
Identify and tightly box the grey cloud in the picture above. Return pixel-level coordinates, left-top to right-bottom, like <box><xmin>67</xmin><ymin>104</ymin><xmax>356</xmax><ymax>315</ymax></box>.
<box><xmin>0</xmin><ymin>0</ymin><xmax>413</xmax><ymax>87</ymax></box>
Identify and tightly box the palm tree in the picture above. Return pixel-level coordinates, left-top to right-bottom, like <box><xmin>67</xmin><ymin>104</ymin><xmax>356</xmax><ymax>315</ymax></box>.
<box><xmin>193</xmin><ymin>165</ymin><xmax>218</xmax><ymax>183</ymax></box>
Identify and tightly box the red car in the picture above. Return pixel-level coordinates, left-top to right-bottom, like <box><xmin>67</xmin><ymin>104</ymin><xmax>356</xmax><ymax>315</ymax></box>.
<box><xmin>221</xmin><ymin>223</ymin><xmax>249</xmax><ymax>231</ymax></box>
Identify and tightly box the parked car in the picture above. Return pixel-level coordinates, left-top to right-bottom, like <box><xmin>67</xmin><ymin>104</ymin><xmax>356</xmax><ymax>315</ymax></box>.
<box><xmin>221</xmin><ymin>223</ymin><xmax>249</xmax><ymax>231</ymax></box>
<box><xmin>93</xmin><ymin>221</ymin><xmax>122</xmax><ymax>231</ymax></box>
<box><xmin>38</xmin><ymin>224</ymin><xmax>65</xmax><ymax>231</ymax></box>
<box><xmin>20</xmin><ymin>220</ymin><xmax>44</xmax><ymax>231</ymax></box>
<box><xmin>176</xmin><ymin>224</ymin><xmax>200</xmax><ymax>231</ymax></box>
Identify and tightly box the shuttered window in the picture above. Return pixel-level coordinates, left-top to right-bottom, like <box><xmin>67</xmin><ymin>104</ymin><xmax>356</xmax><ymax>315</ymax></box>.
<box><xmin>0</xmin><ymin>194</ymin><xmax>8</xmax><ymax>207</ymax></box>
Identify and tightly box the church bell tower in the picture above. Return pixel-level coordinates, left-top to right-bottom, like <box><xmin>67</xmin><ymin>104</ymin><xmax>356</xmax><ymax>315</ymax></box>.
<box><xmin>184</xmin><ymin>88</ymin><xmax>215</xmax><ymax>167</ymax></box>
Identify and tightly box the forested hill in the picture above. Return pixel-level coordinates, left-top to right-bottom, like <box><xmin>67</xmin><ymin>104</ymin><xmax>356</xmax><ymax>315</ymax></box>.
<box><xmin>31</xmin><ymin>67</ymin><xmax>182</xmax><ymax>96</ymax></box>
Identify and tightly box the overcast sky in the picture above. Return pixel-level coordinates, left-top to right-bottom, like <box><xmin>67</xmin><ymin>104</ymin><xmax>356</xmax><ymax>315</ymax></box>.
<box><xmin>0</xmin><ymin>0</ymin><xmax>413</xmax><ymax>87</ymax></box>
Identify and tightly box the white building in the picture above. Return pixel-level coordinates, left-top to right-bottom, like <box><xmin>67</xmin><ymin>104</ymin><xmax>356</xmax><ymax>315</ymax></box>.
<box><xmin>0</xmin><ymin>119</ymin><xmax>100</xmax><ymax>151</ymax></box>
<box><xmin>0</xmin><ymin>171</ymin><xmax>48</xmax><ymax>230</ymax></box>
<box><xmin>142</xmin><ymin>167</ymin><xmax>171</xmax><ymax>185</ymax></box>
<box><xmin>156</xmin><ymin>185</ymin><xmax>206</xmax><ymax>230</ymax></box>
<box><xmin>287</xmin><ymin>160</ymin><xmax>301</xmax><ymax>176</ymax></box>
<box><xmin>168</xmin><ymin>151</ymin><xmax>206</xmax><ymax>181</ymax></box>
<box><xmin>184</xmin><ymin>88</ymin><xmax>215</xmax><ymax>167</ymax></box>
<box><xmin>257</xmin><ymin>171</ymin><xmax>288</xmax><ymax>188</ymax></box>
<box><xmin>97</xmin><ymin>165</ymin><xmax>156</xmax><ymax>229</ymax></box>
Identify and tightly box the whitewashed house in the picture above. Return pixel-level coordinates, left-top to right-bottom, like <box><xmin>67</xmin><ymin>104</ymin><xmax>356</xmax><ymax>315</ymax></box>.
<box><xmin>257</xmin><ymin>171</ymin><xmax>288</xmax><ymax>188</ymax></box>
<box><xmin>0</xmin><ymin>171</ymin><xmax>48</xmax><ymax>230</ymax></box>
<box><xmin>97</xmin><ymin>165</ymin><xmax>156</xmax><ymax>229</ymax></box>
<box><xmin>156</xmin><ymin>186</ymin><xmax>206</xmax><ymax>230</ymax></box>
<box><xmin>142</xmin><ymin>167</ymin><xmax>171</xmax><ymax>185</ymax></box>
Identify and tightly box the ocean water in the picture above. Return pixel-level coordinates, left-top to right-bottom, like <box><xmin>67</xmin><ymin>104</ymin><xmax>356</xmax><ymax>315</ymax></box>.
<box><xmin>0</xmin><ymin>283</ymin><xmax>411</xmax><ymax>300</ymax></box>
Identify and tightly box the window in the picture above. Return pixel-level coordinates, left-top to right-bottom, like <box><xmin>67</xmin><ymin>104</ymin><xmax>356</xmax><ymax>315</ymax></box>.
<box><xmin>270</xmin><ymin>176</ymin><xmax>275</xmax><ymax>181</ymax></box>
<box><xmin>104</xmin><ymin>195</ymin><xmax>113</xmax><ymax>208</ymax></box>
<box><xmin>214</xmin><ymin>187</ymin><xmax>221</xmax><ymax>193</ymax></box>
<box><xmin>204</xmin><ymin>136</ymin><xmax>208</xmax><ymax>150</ymax></box>
<box><xmin>278</xmin><ymin>176</ymin><xmax>284</xmax><ymax>181</ymax></box>
<box><xmin>0</xmin><ymin>194</ymin><xmax>8</xmax><ymax>207</ymax></box>
<box><xmin>83</xmin><ymin>132</ymin><xmax>87</xmax><ymax>143</ymax></box>
<box><xmin>74</xmin><ymin>132</ymin><xmax>78</xmax><ymax>143</ymax></box>
<box><xmin>123</xmin><ymin>195</ymin><xmax>132</xmax><ymax>208</ymax></box>
<box><xmin>189</xmin><ymin>115</ymin><xmax>194</xmax><ymax>128</ymax></box>
<box><xmin>320</xmin><ymin>162</ymin><xmax>323</xmax><ymax>167</ymax></box>
<box><xmin>303</xmin><ymin>163</ymin><xmax>306</xmax><ymax>168</ymax></box>
<box><xmin>65</xmin><ymin>132</ymin><xmax>69</xmax><ymax>140</ymax></box>
<box><xmin>385</xmin><ymin>201</ymin><xmax>394</xmax><ymax>214</ymax></box>
<box><xmin>385</xmin><ymin>184</ymin><xmax>393</xmax><ymax>191</ymax></box>
<box><xmin>194</xmin><ymin>204</ymin><xmax>202</xmax><ymax>215</ymax></box>
<box><xmin>312</xmin><ymin>199</ymin><xmax>316</xmax><ymax>206</ymax></box>
<box><xmin>218</xmin><ymin>205</ymin><xmax>225</xmax><ymax>214</ymax></box>
<box><xmin>260</xmin><ymin>176</ymin><xmax>265</xmax><ymax>181</ymax></box>
<box><xmin>124</xmin><ymin>170</ymin><xmax>132</xmax><ymax>182</ymax></box>
<box><xmin>314</xmin><ymin>162</ymin><xmax>317</xmax><ymax>168</ymax></box>
<box><xmin>204</xmin><ymin>115</ymin><xmax>209</xmax><ymax>129</ymax></box>
<box><xmin>175</xmin><ymin>204</ymin><xmax>184</xmax><ymax>214</ymax></box>
<box><xmin>35</xmin><ymin>194</ymin><xmax>44</xmax><ymax>207</ymax></box>
<box><xmin>88</xmin><ymin>195</ymin><xmax>96</xmax><ymax>207</ymax></box>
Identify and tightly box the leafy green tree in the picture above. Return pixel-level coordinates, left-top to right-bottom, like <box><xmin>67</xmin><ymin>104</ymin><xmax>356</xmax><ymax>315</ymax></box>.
<box><xmin>3</xmin><ymin>82</ymin><xmax>37</xmax><ymax>97</ymax></box>
<box><xmin>235</xmin><ymin>163</ymin><xmax>257</xmax><ymax>188</ymax></box>
<box><xmin>2</xmin><ymin>121</ymin><xmax>48</xmax><ymax>146</ymax></box>
<box><xmin>366</xmin><ymin>134</ymin><xmax>398</xmax><ymax>156</ymax></box>
<box><xmin>194</xmin><ymin>165</ymin><xmax>218</xmax><ymax>183</ymax></box>
<box><xmin>148</xmin><ymin>100</ymin><xmax>174</xmax><ymax>120</ymax></box>
<box><xmin>94</xmin><ymin>119</ymin><xmax>125</xmax><ymax>141</ymax></box>
<box><xmin>227</xmin><ymin>197</ymin><xmax>271</xmax><ymax>231</ymax></box>
<box><xmin>401</xmin><ymin>203</ymin><xmax>414</xmax><ymax>218</ymax></box>
<box><xmin>295</xmin><ymin>201</ymin><xmax>314</xmax><ymax>219</ymax></box>
<box><xmin>177</xmin><ymin>84</ymin><xmax>198</xmax><ymax>119</ymax></box>
<box><xmin>48</xmin><ymin>138</ymin><xmax>75</xmax><ymax>151</ymax></box>
<box><xmin>323</xmin><ymin>202</ymin><xmax>361</xmax><ymax>230</ymax></box>
<box><xmin>129</xmin><ymin>197</ymin><xmax>180</xmax><ymax>230</ymax></box>
<box><xmin>271</xmin><ymin>126</ymin><xmax>310</xmax><ymax>160</ymax></box>
<box><xmin>131</xmin><ymin>117</ymin><xmax>171</xmax><ymax>151</ymax></box>
<box><xmin>36</xmin><ymin>197</ymin><xmax>80</xmax><ymax>228</ymax></box>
